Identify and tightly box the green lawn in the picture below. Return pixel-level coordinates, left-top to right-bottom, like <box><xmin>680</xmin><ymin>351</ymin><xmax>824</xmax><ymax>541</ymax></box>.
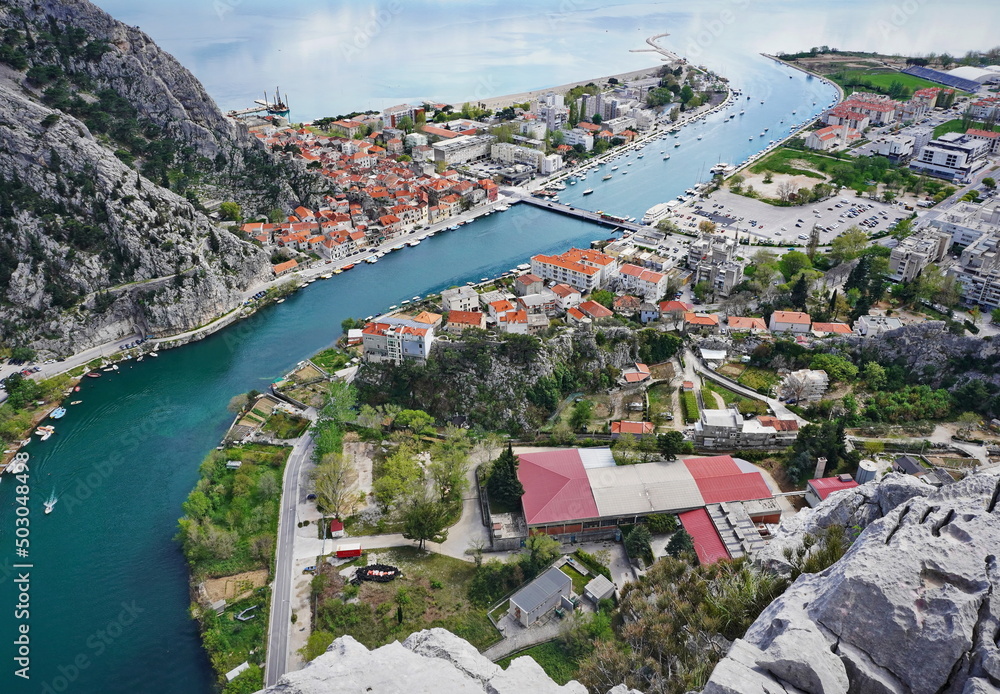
<box><xmin>497</xmin><ymin>641</ymin><xmax>580</xmax><ymax>685</ymax></box>
<box><xmin>737</xmin><ymin>367</ymin><xmax>781</xmax><ymax>395</ymax></box>
<box><xmin>681</xmin><ymin>390</ymin><xmax>699</xmax><ymax>423</ymax></box>
<box><xmin>310</xmin><ymin>347</ymin><xmax>352</xmax><ymax>373</ymax></box>
<box><xmin>933</xmin><ymin>119</ymin><xmax>996</xmax><ymax>138</ymax></box>
<box><xmin>560</xmin><ymin>564</ymin><xmax>590</xmax><ymax>595</ymax></box>
<box><xmin>309</xmin><ymin>546</ymin><xmax>501</xmax><ymax>655</ymax></box>
<box><xmin>747</xmin><ymin>148</ymin><xmax>831</xmax><ymax>180</ymax></box>
<box><xmin>831</xmin><ymin>69</ymin><xmax>949</xmax><ymax>96</ymax></box>
<box><xmin>261</xmin><ymin>410</ymin><xmax>310</xmax><ymax>439</ymax></box>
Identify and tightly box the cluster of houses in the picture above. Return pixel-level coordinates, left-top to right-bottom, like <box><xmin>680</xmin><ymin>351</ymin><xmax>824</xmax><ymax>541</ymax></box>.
<box><xmin>811</xmin><ymin>87</ymin><xmax>950</xmax><ymax>152</ymax></box>
<box><xmin>675</xmin><ymin>307</ymin><xmax>900</xmax><ymax>339</ymax></box>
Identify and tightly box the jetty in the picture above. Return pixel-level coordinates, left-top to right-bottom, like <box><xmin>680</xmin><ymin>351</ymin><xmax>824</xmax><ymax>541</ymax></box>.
<box><xmin>513</xmin><ymin>194</ymin><xmax>646</xmax><ymax>233</ymax></box>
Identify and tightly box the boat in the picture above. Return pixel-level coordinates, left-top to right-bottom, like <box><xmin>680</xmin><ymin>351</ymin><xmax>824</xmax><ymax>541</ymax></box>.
<box><xmin>401</xmin><ymin>300</ymin><xmax>410</xmax><ymax>305</ymax></box>
<box><xmin>137</xmin><ymin>355</ymin><xmax>144</xmax><ymax>361</ymax></box>
<box><xmin>35</xmin><ymin>426</ymin><xmax>55</xmax><ymax>441</ymax></box>
<box><xmin>70</xmin><ymin>400</ymin><xmax>82</xmax><ymax>405</ymax></box>
<box><xmin>697</xmin><ymin>135</ymin><xmax>703</xmax><ymax>140</ymax></box>
<box><xmin>86</xmin><ymin>372</ymin><xmax>101</xmax><ymax>378</ymax></box>
<box><xmin>412</xmin><ymin>296</ymin><xmax>421</xmax><ymax>301</ymax></box>
<box><xmin>407</xmin><ymin>239</ymin><xmax>421</xmax><ymax>247</ymax></box>
<box><xmin>663</xmin><ymin>154</ymin><xmax>670</xmax><ymax>160</ymax></box>
<box><xmin>739</xmin><ymin>110</ymin><xmax>745</xmax><ymax>115</ymax></box>
<box><xmin>73</xmin><ymin>386</ymin><xmax>80</xmax><ymax>392</ymax></box>
<box><xmin>642</xmin><ymin>202</ymin><xmax>676</xmax><ymax>225</ymax></box>
<box><xmin>637</xmin><ymin>154</ymin><xmax>643</xmax><ymax>159</ymax></box>
<box><xmin>149</xmin><ymin>352</ymin><xmax>158</xmax><ymax>358</ymax></box>
<box><xmin>621</xmin><ymin>171</ymin><xmax>629</xmax><ymax>175</ymax></box>
<box><xmin>342</xmin><ymin>264</ymin><xmax>355</xmax><ymax>271</ymax></box>
<box><xmin>582</xmin><ymin>189</ymin><xmax>594</xmax><ymax>195</ymax></box>
<box><xmin>602</xmin><ymin>174</ymin><xmax>612</xmax><ymax>181</ymax></box>
<box><xmin>674</xmin><ymin>142</ymin><xmax>680</xmax><ymax>147</ymax></box>
<box><xmin>44</xmin><ymin>493</ymin><xmax>57</xmax><ymax>515</ymax></box>
<box><xmin>275</xmin><ymin>299</ymin><xmax>285</xmax><ymax>304</ymax></box>
<box><xmin>611</xmin><ymin>165</ymin><xmax>619</xmax><ymax>171</ymax></box>
<box><xmin>49</xmin><ymin>407</ymin><xmax>67</xmax><ymax>420</ymax></box>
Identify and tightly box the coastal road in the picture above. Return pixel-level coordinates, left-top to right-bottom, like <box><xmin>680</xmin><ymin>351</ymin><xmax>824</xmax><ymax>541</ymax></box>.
<box><xmin>265</xmin><ymin>408</ymin><xmax>317</xmax><ymax>688</ymax></box>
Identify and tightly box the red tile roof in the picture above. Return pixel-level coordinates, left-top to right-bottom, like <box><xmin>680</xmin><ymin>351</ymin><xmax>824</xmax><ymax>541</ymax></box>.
<box><xmin>517</xmin><ymin>450</ymin><xmax>600</xmax><ymax>525</ymax></box>
<box><xmin>811</xmin><ymin>322</ymin><xmax>852</xmax><ymax>334</ymax></box>
<box><xmin>580</xmin><ymin>300</ymin><xmax>613</xmax><ymax>319</ymax></box>
<box><xmin>611</xmin><ymin>421</ymin><xmax>654</xmax><ymax>435</ymax></box>
<box><xmin>684</xmin><ymin>312</ymin><xmax>719</xmax><ymax>326</ymax></box>
<box><xmin>808</xmin><ymin>477</ymin><xmax>859</xmax><ymax>501</ymax></box>
<box><xmin>447</xmin><ymin>310</ymin><xmax>484</xmax><ymax>327</ymax></box>
<box><xmin>683</xmin><ymin>455</ymin><xmax>773</xmax><ymax>504</ymax></box>
<box><xmin>771</xmin><ymin>310</ymin><xmax>811</xmax><ymax>325</ymax></box>
<box><xmin>679</xmin><ymin>509</ymin><xmax>730</xmax><ymax>565</ymax></box>
<box><xmin>516</xmin><ymin>273</ymin><xmax>543</xmax><ymax>285</ymax></box>
<box><xmin>659</xmin><ymin>300</ymin><xmax>692</xmax><ymax>313</ymax></box>
<box><xmin>728</xmin><ymin>316</ymin><xmax>767</xmax><ymax>331</ymax></box>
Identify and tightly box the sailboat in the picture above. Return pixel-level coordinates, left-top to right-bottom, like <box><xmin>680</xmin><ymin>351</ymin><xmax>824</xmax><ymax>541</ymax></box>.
<box><xmin>44</xmin><ymin>492</ymin><xmax>57</xmax><ymax>515</ymax></box>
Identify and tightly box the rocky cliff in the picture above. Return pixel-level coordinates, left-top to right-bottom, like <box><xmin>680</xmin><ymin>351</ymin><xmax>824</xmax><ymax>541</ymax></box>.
<box><xmin>701</xmin><ymin>471</ymin><xmax>1000</xmax><ymax>694</ymax></box>
<box><xmin>0</xmin><ymin>0</ymin><xmax>326</xmax><ymax>354</ymax></box>
<box><xmin>257</xmin><ymin>628</ymin><xmax>594</xmax><ymax>694</ymax></box>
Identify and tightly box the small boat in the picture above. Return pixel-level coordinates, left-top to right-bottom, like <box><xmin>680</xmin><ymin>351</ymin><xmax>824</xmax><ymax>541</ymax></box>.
<box><xmin>148</xmin><ymin>352</ymin><xmax>158</xmax><ymax>358</ymax></box>
<box><xmin>35</xmin><ymin>426</ymin><xmax>55</xmax><ymax>441</ymax></box>
<box><xmin>49</xmin><ymin>407</ymin><xmax>67</xmax><ymax>420</ymax></box>
<box><xmin>582</xmin><ymin>189</ymin><xmax>594</xmax><ymax>195</ymax></box>
<box><xmin>401</xmin><ymin>300</ymin><xmax>410</xmax><ymax>305</ymax></box>
<box><xmin>412</xmin><ymin>296</ymin><xmax>421</xmax><ymax>301</ymax></box>
<box><xmin>697</xmin><ymin>135</ymin><xmax>703</xmax><ymax>140</ymax></box>
<box><xmin>86</xmin><ymin>372</ymin><xmax>101</xmax><ymax>378</ymax></box>
<box><xmin>602</xmin><ymin>174</ymin><xmax>612</xmax><ymax>181</ymax></box>
<box><xmin>70</xmin><ymin>400</ymin><xmax>82</xmax><ymax>405</ymax></box>
<box><xmin>674</xmin><ymin>142</ymin><xmax>680</xmax><ymax>147</ymax></box>
<box><xmin>44</xmin><ymin>493</ymin><xmax>57</xmax><ymax>515</ymax></box>
<box><xmin>275</xmin><ymin>299</ymin><xmax>285</xmax><ymax>304</ymax></box>
<box><xmin>137</xmin><ymin>355</ymin><xmax>144</xmax><ymax>361</ymax></box>
<box><xmin>407</xmin><ymin>239</ymin><xmax>421</xmax><ymax>247</ymax></box>
<box><xmin>342</xmin><ymin>264</ymin><xmax>355</xmax><ymax>271</ymax></box>
<box><xmin>73</xmin><ymin>386</ymin><xmax>80</xmax><ymax>392</ymax></box>
<box><xmin>622</xmin><ymin>171</ymin><xmax>629</xmax><ymax>175</ymax></box>
<box><xmin>102</xmin><ymin>367</ymin><xmax>114</xmax><ymax>372</ymax></box>
<box><xmin>389</xmin><ymin>305</ymin><xmax>398</xmax><ymax>310</ymax></box>
<box><xmin>611</xmin><ymin>165</ymin><xmax>619</xmax><ymax>171</ymax></box>
<box><xmin>663</xmin><ymin>154</ymin><xmax>671</xmax><ymax>160</ymax></box>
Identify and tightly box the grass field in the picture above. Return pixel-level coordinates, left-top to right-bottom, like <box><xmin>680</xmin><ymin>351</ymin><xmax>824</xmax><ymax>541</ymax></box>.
<box><xmin>560</xmin><ymin>564</ymin><xmax>590</xmax><ymax>595</ymax></box>
<box><xmin>497</xmin><ymin>641</ymin><xmax>580</xmax><ymax>685</ymax></box>
<box><xmin>748</xmin><ymin>148</ymin><xmax>831</xmax><ymax>180</ymax></box>
<box><xmin>310</xmin><ymin>347</ymin><xmax>352</xmax><ymax>373</ymax></box>
<box><xmin>831</xmin><ymin>69</ymin><xmax>948</xmax><ymax>95</ymax></box>
<box><xmin>737</xmin><ymin>367</ymin><xmax>781</xmax><ymax>395</ymax></box>
<box><xmin>933</xmin><ymin>119</ymin><xmax>996</xmax><ymax>138</ymax></box>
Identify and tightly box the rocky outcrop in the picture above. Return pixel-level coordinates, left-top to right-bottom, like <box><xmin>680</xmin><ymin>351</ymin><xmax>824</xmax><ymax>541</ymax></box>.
<box><xmin>0</xmin><ymin>0</ymin><xmax>326</xmax><ymax>353</ymax></box>
<box><xmin>257</xmin><ymin>628</ymin><xmax>587</xmax><ymax>694</ymax></box>
<box><xmin>701</xmin><ymin>471</ymin><xmax>1000</xmax><ymax>694</ymax></box>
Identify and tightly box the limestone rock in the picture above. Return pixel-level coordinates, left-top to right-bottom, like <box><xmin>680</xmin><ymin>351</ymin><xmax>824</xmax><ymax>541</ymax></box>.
<box><xmin>701</xmin><ymin>471</ymin><xmax>1000</xmax><ymax>694</ymax></box>
<box><xmin>259</xmin><ymin>629</ymin><xmax>587</xmax><ymax>694</ymax></box>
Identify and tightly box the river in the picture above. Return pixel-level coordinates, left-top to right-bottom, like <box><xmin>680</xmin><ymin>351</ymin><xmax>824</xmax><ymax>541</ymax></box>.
<box><xmin>5</xmin><ymin>0</ymin><xmax>985</xmax><ymax>690</ymax></box>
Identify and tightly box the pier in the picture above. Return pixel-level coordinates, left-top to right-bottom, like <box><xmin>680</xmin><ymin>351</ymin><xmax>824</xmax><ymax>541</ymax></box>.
<box><xmin>511</xmin><ymin>193</ymin><xmax>647</xmax><ymax>233</ymax></box>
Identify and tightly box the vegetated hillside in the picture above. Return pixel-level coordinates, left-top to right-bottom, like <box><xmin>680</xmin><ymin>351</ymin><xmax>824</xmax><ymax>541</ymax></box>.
<box><xmin>353</xmin><ymin>327</ymin><xmax>682</xmax><ymax>435</ymax></box>
<box><xmin>0</xmin><ymin>0</ymin><xmax>327</xmax><ymax>354</ymax></box>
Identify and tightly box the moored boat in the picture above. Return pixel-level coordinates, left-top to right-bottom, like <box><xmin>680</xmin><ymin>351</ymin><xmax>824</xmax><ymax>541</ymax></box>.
<box><xmin>49</xmin><ymin>407</ymin><xmax>67</xmax><ymax>420</ymax></box>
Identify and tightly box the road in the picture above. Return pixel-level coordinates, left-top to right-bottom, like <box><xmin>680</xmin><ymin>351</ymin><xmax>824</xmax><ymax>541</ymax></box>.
<box><xmin>687</xmin><ymin>348</ymin><xmax>806</xmax><ymax>424</ymax></box>
<box><xmin>264</xmin><ymin>407</ymin><xmax>317</xmax><ymax>689</ymax></box>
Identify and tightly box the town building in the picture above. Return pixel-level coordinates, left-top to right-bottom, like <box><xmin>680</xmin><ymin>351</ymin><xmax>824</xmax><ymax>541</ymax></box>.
<box><xmin>769</xmin><ymin>311</ymin><xmax>811</xmax><ymax>333</ymax></box>
<box><xmin>683</xmin><ymin>312</ymin><xmax>720</xmax><ymax>332</ymax></box>
<box><xmin>687</xmin><ymin>234</ymin><xmax>744</xmax><ymax>297</ymax></box>
<box><xmin>810</xmin><ymin>322</ymin><xmax>853</xmax><ymax>337</ymax></box>
<box><xmin>888</xmin><ymin>229</ymin><xmax>951</xmax><ymax>282</ymax></box>
<box><xmin>445</xmin><ymin>310</ymin><xmax>485</xmax><ymax>333</ymax></box>
<box><xmin>692</xmin><ymin>407</ymin><xmax>799</xmax><ymax>448</ymax></box>
<box><xmin>804</xmin><ymin>124</ymin><xmax>861</xmax><ymax>151</ymax></box>
<box><xmin>508</xmin><ymin>566</ymin><xmax>572</xmax><ymax>627</ymax></box>
<box><xmin>441</xmin><ymin>286</ymin><xmax>480</xmax><ymax>313</ymax></box>
<box><xmin>780</xmin><ymin>369</ymin><xmax>829</xmax><ymax>403</ymax></box>
<box><xmin>854</xmin><ymin>314</ymin><xmax>903</xmax><ymax>337</ymax></box>
<box><xmin>513</xmin><ymin>273</ymin><xmax>544</xmax><ymax>297</ymax></box>
<box><xmin>726</xmin><ymin>316</ymin><xmax>768</xmax><ymax>333</ymax></box>
<box><xmin>805</xmin><ymin>475</ymin><xmax>859</xmax><ymax>507</ymax></box>
<box><xmin>610</xmin><ymin>421</ymin><xmax>655</xmax><ymax>438</ymax></box>
<box><xmin>616</xmin><ymin>263</ymin><xmax>668</xmax><ymax>302</ymax></box>
<box><xmin>431</xmin><ymin>134</ymin><xmax>494</xmax><ymax>165</ymax></box>
<box><xmin>930</xmin><ymin>199</ymin><xmax>1000</xmax><ymax>247</ymax></box>
<box><xmin>867</xmin><ymin>133</ymin><xmax>917</xmax><ymax>162</ymax></box>
<box><xmin>530</xmin><ymin>248</ymin><xmax>618</xmax><ymax>293</ymax></box>
<box><xmin>910</xmin><ymin>132</ymin><xmax>991</xmax><ymax>183</ymax></box>
<box><xmin>361</xmin><ymin>318</ymin><xmax>435</xmax><ymax>365</ymax></box>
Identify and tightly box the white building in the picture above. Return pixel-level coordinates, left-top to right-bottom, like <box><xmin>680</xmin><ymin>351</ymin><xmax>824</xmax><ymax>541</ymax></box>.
<box><xmin>562</xmin><ymin>128</ymin><xmax>594</xmax><ymax>151</ymax></box>
<box><xmin>617</xmin><ymin>263</ymin><xmax>668</xmax><ymax>302</ymax></box>
<box><xmin>888</xmin><ymin>229</ymin><xmax>951</xmax><ymax>282</ymax></box>
<box><xmin>868</xmin><ymin>134</ymin><xmax>916</xmax><ymax>162</ymax></box>
<box><xmin>530</xmin><ymin>248</ymin><xmax>618</xmax><ymax>293</ymax></box>
<box><xmin>854</xmin><ymin>314</ymin><xmax>903</xmax><ymax>337</ymax></box>
<box><xmin>692</xmin><ymin>407</ymin><xmax>800</xmax><ymax>448</ymax></box>
<box><xmin>431</xmin><ymin>134</ymin><xmax>494</xmax><ymax>165</ymax></box>
<box><xmin>769</xmin><ymin>311</ymin><xmax>812</xmax><ymax>333</ymax></box>
<box><xmin>441</xmin><ymin>285</ymin><xmax>480</xmax><ymax>312</ymax></box>
<box><xmin>780</xmin><ymin>369</ymin><xmax>829</xmax><ymax>403</ymax></box>
<box><xmin>910</xmin><ymin>133</ymin><xmax>991</xmax><ymax>183</ymax></box>
<box><xmin>362</xmin><ymin>319</ymin><xmax>435</xmax><ymax>365</ymax></box>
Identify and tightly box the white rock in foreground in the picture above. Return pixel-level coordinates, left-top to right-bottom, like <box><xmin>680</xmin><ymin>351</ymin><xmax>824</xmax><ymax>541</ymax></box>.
<box><xmin>258</xmin><ymin>628</ymin><xmax>587</xmax><ymax>694</ymax></box>
<box><xmin>702</xmin><ymin>471</ymin><xmax>1000</xmax><ymax>694</ymax></box>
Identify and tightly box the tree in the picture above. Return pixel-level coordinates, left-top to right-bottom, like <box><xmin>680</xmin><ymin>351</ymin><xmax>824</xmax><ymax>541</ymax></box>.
<box><xmin>679</xmin><ymin>85</ymin><xmax>694</xmax><ymax>104</ymax></box>
<box><xmin>657</xmin><ymin>431</ymin><xmax>686</xmax><ymax>460</ymax></box>
<box><xmin>862</xmin><ymin>440</ymin><xmax>884</xmax><ymax>456</ymax></box>
<box><xmin>778</xmin><ymin>251</ymin><xmax>812</xmax><ymax>281</ymax></box>
<box><xmin>991</xmin><ymin>307</ymin><xmax>1000</xmax><ymax>325</ymax></box>
<box><xmin>220</xmin><ymin>201</ymin><xmax>242</xmax><ymax>222</ymax></box>
<box><xmin>776</xmin><ymin>180</ymin><xmax>796</xmax><ymax>202</ymax></box>
<box><xmin>791</xmin><ymin>274</ymin><xmax>809</xmax><ymax>311</ymax></box>
<box><xmin>862</xmin><ymin>362</ymin><xmax>887</xmax><ymax>390</ymax></box>
<box><xmin>692</xmin><ymin>281</ymin><xmax>712</xmax><ymax>303</ymax></box>
<box><xmin>524</xmin><ymin>533</ymin><xmax>561</xmax><ymax>576</ymax></box>
<box><xmin>984</xmin><ymin>177</ymin><xmax>996</xmax><ymax>191</ymax></box>
<box><xmin>397</xmin><ymin>115</ymin><xmax>414</xmax><ymax>134</ymax></box>
<box><xmin>665</xmin><ymin>529</ymin><xmax>694</xmax><ymax>558</ymax></box>
<box><xmin>829</xmin><ymin>227</ymin><xmax>868</xmax><ymax>264</ymax></box>
<box><xmin>313</xmin><ymin>452</ymin><xmax>355</xmax><ymax>517</ymax></box>
<box><xmin>320</xmin><ymin>381</ymin><xmax>356</xmax><ymax>424</ymax></box>
<box><xmin>612</xmin><ymin>433</ymin><xmax>639</xmax><ymax>465</ymax></box>
<box><xmin>969</xmin><ymin>306</ymin><xmax>982</xmax><ymax>326</ymax></box>
<box><xmin>570</xmin><ymin>399</ymin><xmax>594</xmax><ymax>431</ymax></box>
<box><xmin>227</xmin><ymin>393</ymin><xmax>249</xmax><ymax>414</ymax></box>
<box><xmin>729</xmin><ymin>174</ymin><xmax>745</xmax><ymax>191</ymax></box>
<box><xmin>487</xmin><ymin>445</ymin><xmax>524</xmax><ymax>508</ymax></box>
<box><xmin>809</xmin><ymin>353</ymin><xmax>859</xmax><ymax>383</ymax></box>
<box><xmin>429</xmin><ymin>428</ymin><xmax>471</xmax><ymax>505</ymax></box>
<box><xmin>625</xmin><ymin>524</ymin><xmax>652</xmax><ymax>559</ymax></box>
<box><xmin>891</xmin><ymin>216</ymin><xmax>914</xmax><ymax>241</ymax></box>
<box><xmin>401</xmin><ymin>493</ymin><xmax>450</xmax><ymax>550</ymax></box>
<box><xmin>372</xmin><ymin>445</ymin><xmax>423</xmax><ymax>510</ymax></box>
<box><xmin>591</xmin><ymin>289</ymin><xmax>615</xmax><ymax>308</ymax></box>
<box><xmin>394</xmin><ymin>408</ymin><xmax>435</xmax><ymax>434</ymax></box>
<box><xmin>592</xmin><ymin>113</ymin><xmax>603</xmax><ymax>125</ymax></box>
<box><xmin>697</xmin><ymin>220</ymin><xmax>717</xmax><ymax>234</ymax></box>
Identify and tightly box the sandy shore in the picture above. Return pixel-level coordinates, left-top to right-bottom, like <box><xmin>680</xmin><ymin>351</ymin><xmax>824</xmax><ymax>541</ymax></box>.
<box><xmin>451</xmin><ymin>64</ymin><xmax>666</xmax><ymax>111</ymax></box>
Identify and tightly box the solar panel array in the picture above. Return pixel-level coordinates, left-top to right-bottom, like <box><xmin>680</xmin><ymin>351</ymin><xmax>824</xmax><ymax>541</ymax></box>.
<box><xmin>902</xmin><ymin>66</ymin><xmax>981</xmax><ymax>93</ymax></box>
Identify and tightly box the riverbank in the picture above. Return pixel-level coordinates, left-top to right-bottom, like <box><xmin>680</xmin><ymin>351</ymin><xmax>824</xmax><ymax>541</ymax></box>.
<box><xmin>0</xmin><ymin>373</ymin><xmax>79</xmax><ymax>472</ymax></box>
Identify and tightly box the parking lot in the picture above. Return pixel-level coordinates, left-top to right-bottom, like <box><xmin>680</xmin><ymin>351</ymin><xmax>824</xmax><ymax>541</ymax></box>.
<box><xmin>675</xmin><ymin>188</ymin><xmax>909</xmax><ymax>247</ymax></box>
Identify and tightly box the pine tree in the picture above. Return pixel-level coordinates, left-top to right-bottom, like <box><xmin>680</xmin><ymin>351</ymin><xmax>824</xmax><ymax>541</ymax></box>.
<box><xmin>487</xmin><ymin>444</ymin><xmax>524</xmax><ymax>507</ymax></box>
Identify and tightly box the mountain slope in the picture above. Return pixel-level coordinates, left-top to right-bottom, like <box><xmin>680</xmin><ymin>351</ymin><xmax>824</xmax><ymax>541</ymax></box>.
<box><xmin>0</xmin><ymin>0</ymin><xmax>325</xmax><ymax>354</ymax></box>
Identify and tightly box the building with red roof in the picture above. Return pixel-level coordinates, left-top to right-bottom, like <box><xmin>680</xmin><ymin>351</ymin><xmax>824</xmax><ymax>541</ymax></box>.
<box><xmin>445</xmin><ymin>310</ymin><xmax>485</xmax><ymax>333</ymax></box>
<box><xmin>805</xmin><ymin>475</ymin><xmax>859</xmax><ymax>507</ymax></box>
<box><xmin>678</xmin><ymin>509</ymin><xmax>730</xmax><ymax>565</ymax></box>
<box><xmin>811</xmin><ymin>322</ymin><xmax>853</xmax><ymax>336</ymax></box>
<box><xmin>610</xmin><ymin>421</ymin><xmax>655</xmax><ymax>437</ymax></box>
<box><xmin>579</xmin><ymin>300</ymin><xmax>614</xmax><ymax>320</ymax></box>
